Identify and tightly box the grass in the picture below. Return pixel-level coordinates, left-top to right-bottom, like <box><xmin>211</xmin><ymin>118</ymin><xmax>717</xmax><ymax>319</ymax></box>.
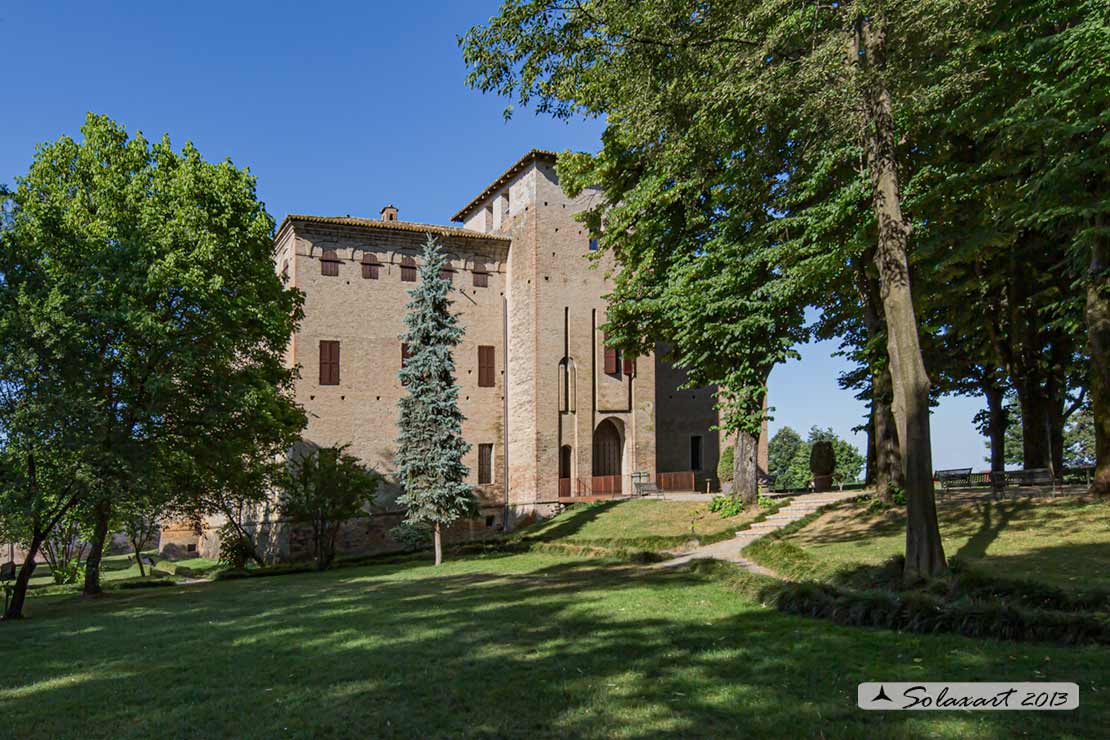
<box><xmin>3</xmin><ymin>551</ymin><xmax>1108</xmax><ymax>739</ymax></box>
<box><xmin>517</xmin><ymin>498</ymin><xmax>767</xmax><ymax>552</ymax></box>
<box><xmin>23</xmin><ymin>553</ymin><xmax>227</xmax><ymax>595</ymax></box>
<box><xmin>779</xmin><ymin>495</ymin><xmax>1110</xmax><ymax>591</ymax></box>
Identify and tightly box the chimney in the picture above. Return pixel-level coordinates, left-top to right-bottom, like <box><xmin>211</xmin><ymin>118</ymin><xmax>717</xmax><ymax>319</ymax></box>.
<box><xmin>380</xmin><ymin>204</ymin><xmax>398</xmax><ymax>222</ymax></box>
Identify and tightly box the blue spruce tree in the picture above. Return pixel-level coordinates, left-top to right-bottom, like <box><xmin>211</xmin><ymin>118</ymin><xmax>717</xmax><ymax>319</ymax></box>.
<box><xmin>396</xmin><ymin>234</ymin><xmax>476</xmax><ymax>565</ymax></box>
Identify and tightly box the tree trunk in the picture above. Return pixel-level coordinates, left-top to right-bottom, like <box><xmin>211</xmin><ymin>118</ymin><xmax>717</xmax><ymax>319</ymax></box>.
<box><xmin>3</xmin><ymin>533</ymin><xmax>43</xmax><ymax>620</ymax></box>
<box><xmin>132</xmin><ymin>538</ymin><xmax>147</xmax><ymax>577</ymax></box>
<box><xmin>83</xmin><ymin>499</ymin><xmax>112</xmax><ymax>597</ymax></box>
<box><xmin>1088</xmin><ymin>232</ymin><xmax>1110</xmax><ymax>494</ymax></box>
<box><xmin>984</xmin><ymin>382</ymin><xmax>1007</xmax><ymax>474</ymax></box>
<box><xmin>1015</xmin><ymin>382</ymin><xmax>1052</xmax><ymax>470</ymax></box>
<box><xmin>855</xmin><ymin>15</ymin><xmax>946</xmax><ymax>582</ymax></box>
<box><xmin>732</xmin><ymin>431</ymin><xmax>759</xmax><ymax>506</ymax></box>
<box><xmin>433</xmin><ymin>523</ymin><xmax>443</xmax><ymax>566</ymax></box>
<box><xmin>865</xmin><ymin>407</ymin><xmax>877</xmax><ymax>487</ymax></box>
<box><xmin>873</xmin><ymin>364</ymin><xmax>904</xmax><ymax>503</ymax></box>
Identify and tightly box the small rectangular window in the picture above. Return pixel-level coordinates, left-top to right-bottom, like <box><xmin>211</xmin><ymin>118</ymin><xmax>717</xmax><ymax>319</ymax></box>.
<box><xmin>401</xmin><ymin>343</ymin><xmax>412</xmax><ymax>368</ymax></box>
<box><xmin>623</xmin><ymin>356</ymin><xmax>636</xmax><ymax>377</ymax></box>
<box><xmin>440</xmin><ymin>267</ymin><xmax>455</xmax><ymax>284</ymax></box>
<box><xmin>320</xmin><ymin>249</ymin><xmax>341</xmax><ymax>277</ymax></box>
<box><xmin>603</xmin><ymin>333</ymin><xmax>619</xmax><ymax>376</ymax></box>
<box><xmin>401</xmin><ymin>255</ymin><xmax>417</xmax><ymax>282</ymax></box>
<box><xmin>478</xmin><ymin>444</ymin><xmax>493</xmax><ymax>485</ymax></box>
<box><xmin>473</xmin><ymin>271</ymin><xmax>489</xmax><ymax>288</ymax></box>
<box><xmin>485</xmin><ymin>515</ymin><xmax>495</xmax><ymax>528</ymax></box>
<box><xmin>477</xmin><ymin>346</ymin><xmax>495</xmax><ymax>387</ymax></box>
<box><xmin>361</xmin><ymin>253</ymin><xmax>381</xmax><ymax>279</ymax></box>
<box><xmin>690</xmin><ymin>436</ymin><xmax>703</xmax><ymax>472</ymax></box>
<box><xmin>319</xmin><ymin>340</ymin><xmax>340</xmax><ymax>385</ymax></box>
<box><xmin>589</xmin><ymin>238</ymin><xmax>599</xmax><ymax>251</ymax></box>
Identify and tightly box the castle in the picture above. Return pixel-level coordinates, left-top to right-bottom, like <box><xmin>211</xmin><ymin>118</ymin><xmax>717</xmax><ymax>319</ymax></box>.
<box><xmin>168</xmin><ymin>150</ymin><xmax>760</xmax><ymax>560</ymax></box>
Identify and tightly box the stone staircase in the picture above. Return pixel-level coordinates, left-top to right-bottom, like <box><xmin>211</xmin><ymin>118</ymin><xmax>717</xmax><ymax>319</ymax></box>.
<box><xmin>657</xmin><ymin>489</ymin><xmax>866</xmax><ymax>570</ymax></box>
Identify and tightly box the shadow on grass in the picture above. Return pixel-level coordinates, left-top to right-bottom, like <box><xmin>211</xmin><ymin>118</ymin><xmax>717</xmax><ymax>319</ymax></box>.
<box><xmin>518</xmin><ymin>499</ymin><xmax>623</xmax><ymax>542</ymax></box>
<box><xmin>2</xmin><ymin>554</ymin><xmax>1108</xmax><ymax>738</ymax></box>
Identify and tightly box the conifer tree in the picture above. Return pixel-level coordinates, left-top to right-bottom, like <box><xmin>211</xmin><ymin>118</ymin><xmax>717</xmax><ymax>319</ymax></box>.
<box><xmin>395</xmin><ymin>235</ymin><xmax>476</xmax><ymax>565</ymax></box>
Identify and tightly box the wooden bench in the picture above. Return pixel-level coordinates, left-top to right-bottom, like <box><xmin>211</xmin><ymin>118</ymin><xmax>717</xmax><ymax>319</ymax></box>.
<box><xmin>999</xmin><ymin>468</ymin><xmax>1055</xmax><ymax>487</ymax></box>
<box><xmin>935</xmin><ymin>468</ymin><xmax>973</xmax><ymax>490</ymax></box>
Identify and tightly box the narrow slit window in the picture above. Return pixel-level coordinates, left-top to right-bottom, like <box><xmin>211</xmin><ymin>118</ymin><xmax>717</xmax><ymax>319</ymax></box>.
<box><xmin>478</xmin><ymin>443</ymin><xmax>493</xmax><ymax>485</ymax></box>
<box><xmin>319</xmin><ymin>340</ymin><xmax>340</xmax><ymax>385</ymax></box>
<box><xmin>477</xmin><ymin>346</ymin><xmax>495</xmax><ymax>387</ymax></box>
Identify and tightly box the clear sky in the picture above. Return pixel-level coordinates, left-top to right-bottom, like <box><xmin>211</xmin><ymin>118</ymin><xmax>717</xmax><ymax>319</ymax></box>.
<box><xmin>0</xmin><ymin>1</ymin><xmax>988</xmax><ymax>469</ymax></box>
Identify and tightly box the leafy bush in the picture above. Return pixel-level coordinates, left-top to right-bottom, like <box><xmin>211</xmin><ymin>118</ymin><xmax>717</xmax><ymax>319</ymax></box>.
<box><xmin>708</xmin><ymin>495</ymin><xmax>744</xmax><ymax>518</ymax></box>
<box><xmin>757</xmin><ymin>495</ymin><xmax>778</xmax><ymax>510</ymax></box>
<box><xmin>717</xmin><ymin>445</ymin><xmax>734</xmax><ymax>484</ymax></box>
<box><xmin>278</xmin><ymin>444</ymin><xmax>380</xmax><ymax>569</ymax></box>
<box><xmin>389</xmin><ymin>521</ymin><xmax>434</xmax><ymax>549</ymax></box>
<box><xmin>217</xmin><ymin>523</ymin><xmax>258</xmax><ymax>570</ymax></box>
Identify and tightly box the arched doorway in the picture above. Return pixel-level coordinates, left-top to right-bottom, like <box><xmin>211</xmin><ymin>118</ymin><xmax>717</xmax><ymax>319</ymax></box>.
<box><xmin>592</xmin><ymin>419</ymin><xmax>622</xmax><ymax>477</ymax></box>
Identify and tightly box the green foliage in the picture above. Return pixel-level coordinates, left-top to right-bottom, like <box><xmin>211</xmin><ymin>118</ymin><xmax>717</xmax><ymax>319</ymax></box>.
<box><xmin>0</xmin><ymin>113</ymin><xmax>304</xmax><ymax>605</ymax></box>
<box><xmin>708</xmin><ymin>495</ymin><xmax>745</xmax><ymax>518</ymax></box>
<box><xmin>216</xmin><ymin>523</ymin><xmax>258</xmax><ymax>571</ymax></box>
<box><xmin>716</xmin><ymin>444</ymin><xmax>734</xmax><ymax>483</ymax></box>
<box><xmin>388</xmin><ymin>521</ymin><xmax>434</xmax><ymax>549</ymax></box>
<box><xmin>809</xmin><ymin>441</ymin><xmax>835</xmax><ymax>478</ymax></box>
<box><xmin>395</xmin><ymin>236</ymin><xmax>477</xmax><ymax>554</ymax></box>
<box><xmin>278</xmin><ymin>444</ymin><xmax>380</xmax><ymax>569</ymax></box>
<box><xmin>767</xmin><ymin>428</ymin><xmax>802</xmax><ymax>489</ymax></box>
<box><xmin>775</xmin><ymin>427</ymin><xmax>865</xmax><ymax>490</ymax></box>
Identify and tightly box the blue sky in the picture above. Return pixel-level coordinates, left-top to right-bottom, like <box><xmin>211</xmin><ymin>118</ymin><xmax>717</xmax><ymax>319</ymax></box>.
<box><xmin>0</xmin><ymin>1</ymin><xmax>988</xmax><ymax>469</ymax></box>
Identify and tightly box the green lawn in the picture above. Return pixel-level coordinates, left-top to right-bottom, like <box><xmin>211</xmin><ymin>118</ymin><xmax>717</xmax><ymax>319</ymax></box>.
<box><xmin>781</xmin><ymin>495</ymin><xmax>1110</xmax><ymax>591</ymax></box>
<box><xmin>519</xmin><ymin>498</ymin><xmax>764</xmax><ymax>551</ymax></box>
<box><xmin>2</xmin><ymin>550</ymin><xmax>1108</xmax><ymax>738</ymax></box>
<box><xmin>25</xmin><ymin>553</ymin><xmax>225</xmax><ymax>592</ymax></box>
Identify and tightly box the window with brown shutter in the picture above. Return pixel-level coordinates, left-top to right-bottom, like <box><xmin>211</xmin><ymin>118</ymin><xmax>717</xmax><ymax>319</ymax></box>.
<box><xmin>623</xmin><ymin>356</ymin><xmax>636</xmax><ymax>377</ymax></box>
<box><xmin>478</xmin><ymin>443</ymin><xmax>493</xmax><ymax>484</ymax></box>
<box><xmin>400</xmin><ymin>255</ymin><xmax>417</xmax><ymax>282</ymax></box>
<box><xmin>319</xmin><ymin>340</ymin><xmax>340</xmax><ymax>385</ymax></box>
<box><xmin>320</xmin><ymin>249</ymin><xmax>341</xmax><ymax>277</ymax></box>
<box><xmin>472</xmin><ymin>261</ymin><xmax>489</xmax><ymax>288</ymax></box>
<box><xmin>603</xmin><ymin>333</ymin><xmax>619</xmax><ymax>375</ymax></box>
<box><xmin>361</xmin><ymin>252</ymin><xmax>381</xmax><ymax>279</ymax></box>
<box><xmin>401</xmin><ymin>343</ymin><xmax>412</xmax><ymax>368</ymax></box>
<box><xmin>477</xmin><ymin>345</ymin><xmax>495</xmax><ymax>387</ymax></box>
<box><xmin>439</xmin><ymin>267</ymin><xmax>455</xmax><ymax>284</ymax></box>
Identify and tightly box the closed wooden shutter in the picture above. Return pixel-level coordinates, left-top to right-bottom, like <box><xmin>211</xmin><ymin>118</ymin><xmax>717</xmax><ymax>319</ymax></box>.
<box><xmin>361</xmin><ymin>252</ymin><xmax>381</xmax><ymax>279</ymax></box>
<box><xmin>320</xmin><ymin>249</ymin><xmax>340</xmax><ymax>277</ymax></box>
<box><xmin>401</xmin><ymin>343</ymin><xmax>412</xmax><ymax>368</ymax></box>
<box><xmin>472</xmin><ymin>261</ymin><xmax>489</xmax><ymax>288</ymax></box>
<box><xmin>401</xmin><ymin>255</ymin><xmax>417</xmax><ymax>282</ymax></box>
<box><xmin>319</xmin><ymin>340</ymin><xmax>340</xmax><ymax>385</ymax></box>
<box><xmin>477</xmin><ymin>345</ymin><xmax>495</xmax><ymax>387</ymax></box>
<box><xmin>478</xmin><ymin>444</ymin><xmax>493</xmax><ymax>485</ymax></box>
<box><xmin>439</xmin><ymin>267</ymin><xmax>455</xmax><ymax>284</ymax></box>
<box><xmin>623</xmin><ymin>355</ymin><xmax>636</xmax><ymax>377</ymax></box>
<box><xmin>603</xmin><ymin>333</ymin><xmax>618</xmax><ymax>375</ymax></box>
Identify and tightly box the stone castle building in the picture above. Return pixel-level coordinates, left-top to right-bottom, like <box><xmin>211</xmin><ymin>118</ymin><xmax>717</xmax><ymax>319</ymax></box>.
<box><xmin>165</xmin><ymin>149</ymin><xmax>761</xmax><ymax>559</ymax></box>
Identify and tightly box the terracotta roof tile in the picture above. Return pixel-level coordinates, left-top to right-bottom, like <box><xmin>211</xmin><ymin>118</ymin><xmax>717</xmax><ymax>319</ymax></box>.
<box><xmin>450</xmin><ymin>149</ymin><xmax>558</xmax><ymax>223</ymax></box>
<box><xmin>280</xmin><ymin>214</ymin><xmax>511</xmax><ymax>243</ymax></box>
